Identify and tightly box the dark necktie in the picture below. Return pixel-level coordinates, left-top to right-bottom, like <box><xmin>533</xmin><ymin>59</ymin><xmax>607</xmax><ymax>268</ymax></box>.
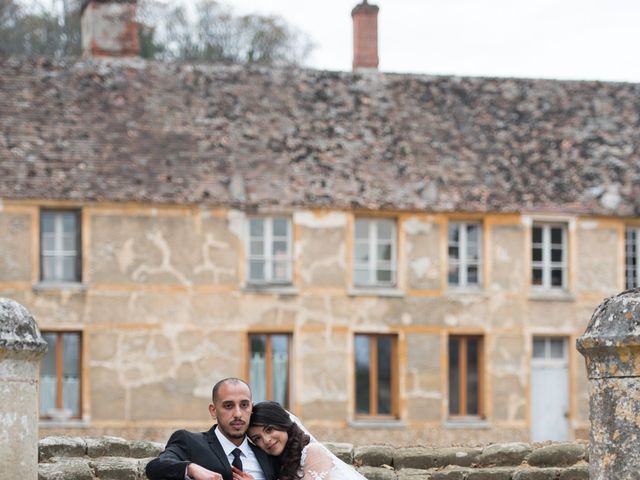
<box><xmin>231</xmin><ymin>448</ymin><xmax>243</xmax><ymax>471</ymax></box>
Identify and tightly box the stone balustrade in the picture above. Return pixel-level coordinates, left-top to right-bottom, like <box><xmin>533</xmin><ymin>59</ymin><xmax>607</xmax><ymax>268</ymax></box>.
<box><xmin>38</xmin><ymin>436</ymin><xmax>589</xmax><ymax>480</ymax></box>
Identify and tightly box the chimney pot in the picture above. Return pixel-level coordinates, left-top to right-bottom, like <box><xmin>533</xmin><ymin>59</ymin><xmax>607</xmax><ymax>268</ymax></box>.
<box><xmin>351</xmin><ymin>0</ymin><xmax>379</xmax><ymax>71</ymax></box>
<box><xmin>81</xmin><ymin>0</ymin><xmax>139</xmax><ymax>57</ymax></box>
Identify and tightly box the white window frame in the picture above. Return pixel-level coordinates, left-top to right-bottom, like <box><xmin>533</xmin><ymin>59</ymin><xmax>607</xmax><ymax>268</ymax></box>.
<box><xmin>40</xmin><ymin>210</ymin><xmax>81</xmax><ymax>283</ymax></box>
<box><xmin>246</xmin><ymin>217</ymin><xmax>292</xmax><ymax>285</ymax></box>
<box><xmin>448</xmin><ymin>222</ymin><xmax>482</xmax><ymax>288</ymax></box>
<box><xmin>531</xmin><ymin>223</ymin><xmax>567</xmax><ymax>290</ymax></box>
<box><xmin>625</xmin><ymin>227</ymin><xmax>640</xmax><ymax>289</ymax></box>
<box><xmin>353</xmin><ymin>218</ymin><xmax>397</xmax><ymax>288</ymax></box>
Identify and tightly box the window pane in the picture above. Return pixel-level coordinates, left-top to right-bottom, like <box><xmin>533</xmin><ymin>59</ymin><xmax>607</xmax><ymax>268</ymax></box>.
<box><xmin>448</xmin><ymin>224</ymin><xmax>460</xmax><ymax>243</ymax></box>
<box><xmin>550</xmin><ymin>227</ymin><xmax>563</xmax><ymax>245</ymax></box>
<box><xmin>467</xmin><ymin>266</ymin><xmax>479</xmax><ymax>285</ymax></box>
<box><xmin>532</xmin><ymin>268</ymin><xmax>543</xmax><ymax>286</ymax></box>
<box><xmin>355</xmin><ymin>220</ymin><xmax>369</xmax><ymax>239</ymax></box>
<box><xmin>376</xmin><ymin>269</ymin><xmax>392</xmax><ymax>283</ymax></box>
<box><xmin>42</xmin><ymin>233</ymin><xmax>56</xmax><ymax>252</ymax></box>
<box><xmin>272</xmin><ymin>261</ymin><xmax>289</xmax><ymax>281</ymax></box>
<box><xmin>355</xmin><ymin>336</ymin><xmax>370</xmax><ymax>415</ymax></box>
<box><xmin>249</xmin><ymin>219</ymin><xmax>264</xmax><ymax>237</ymax></box>
<box><xmin>273</xmin><ymin>241</ymin><xmax>288</xmax><ymax>257</ymax></box>
<box><xmin>532</xmin><ymin>226</ymin><xmax>542</xmax><ymax>243</ymax></box>
<box><xmin>466</xmin><ymin>224</ymin><xmax>479</xmax><ymax>243</ymax></box>
<box><xmin>272</xmin><ymin>218</ymin><xmax>288</xmax><ymax>237</ymax></box>
<box><xmin>62</xmin><ymin>257</ymin><xmax>76</xmax><ymax>282</ymax></box>
<box><xmin>355</xmin><ymin>243</ymin><xmax>369</xmax><ymax>263</ymax></box>
<box><xmin>42</xmin><ymin>256</ymin><xmax>57</xmax><ymax>281</ymax></box>
<box><xmin>466</xmin><ymin>339</ymin><xmax>479</xmax><ymax>415</ymax></box>
<box><xmin>532</xmin><ymin>247</ymin><xmax>543</xmax><ymax>262</ymax></box>
<box><xmin>551</xmin><ymin>248</ymin><xmax>563</xmax><ymax>263</ymax></box>
<box><xmin>550</xmin><ymin>338</ymin><xmax>565</xmax><ymax>359</ymax></box>
<box><xmin>354</xmin><ymin>268</ymin><xmax>369</xmax><ymax>285</ymax></box>
<box><xmin>551</xmin><ymin>268</ymin><xmax>563</xmax><ymax>287</ymax></box>
<box><xmin>249</xmin><ymin>260</ymin><xmax>265</xmax><ymax>281</ymax></box>
<box><xmin>62</xmin><ymin>233</ymin><xmax>77</xmax><ymax>252</ymax></box>
<box><xmin>40</xmin><ymin>333</ymin><xmax>58</xmax><ymax>415</ymax></box>
<box><xmin>448</xmin><ymin>338</ymin><xmax>460</xmax><ymax>415</ymax></box>
<box><xmin>271</xmin><ymin>335</ymin><xmax>289</xmax><ymax>409</ymax></box>
<box><xmin>62</xmin><ymin>333</ymin><xmax>80</xmax><ymax>416</ymax></box>
<box><xmin>466</xmin><ymin>242</ymin><xmax>479</xmax><ymax>261</ymax></box>
<box><xmin>448</xmin><ymin>264</ymin><xmax>459</xmax><ymax>285</ymax></box>
<box><xmin>377</xmin><ymin>221</ymin><xmax>393</xmax><ymax>240</ymax></box>
<box><xmin>62</xmin><ymin>213</ymin><xmax>77</xmax><ymax>233</ymax></box>
<box><xmin>377</xmin><ymin>244</ymin><xmax>391</xmax><ymax>261</ymax></box>
<box><xmin>41</xmin><ymin>213</ymin><xmax>55</xmax><ymax>234</ymax></box>
<box><xmin>448</xmin><ymin>246</ymin><xmax>459</xmax><ymax>260</ymax></box>
<box><xmin>377</xmin><ymin>336</ymin><xmax>392</xmax><ymax>415</ymax></box>
<box><xmin>533</xmin><ymin>338</ymin><xmax>546</xmax><ymax>359</ymax></box>
<box><xmin>250</xmin><ymin>335</ymin><xmax>267</xmax><ymax>403</ymax></box>
<box><xmin>250</xmin><ymin>240</ymin><xmax>264</xmax><ymax>256</ymax></box>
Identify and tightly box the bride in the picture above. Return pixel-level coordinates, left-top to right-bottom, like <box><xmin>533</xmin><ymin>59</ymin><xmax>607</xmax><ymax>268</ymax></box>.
<box><xmin>234</xmin><ymin>401</ymin><xmax>368</xmax><ymax>480</ymax></box>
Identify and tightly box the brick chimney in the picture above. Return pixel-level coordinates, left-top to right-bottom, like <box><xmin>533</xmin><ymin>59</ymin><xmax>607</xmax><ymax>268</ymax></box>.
<box><xmin>80</xmin><ymin>0</ymin><xmax>139</xmax><ymax>57</ymax></box>
<box><xmin>351</xmin><ymin>0</ymin><xmax>379</xmax><ymax>70</ymax></box>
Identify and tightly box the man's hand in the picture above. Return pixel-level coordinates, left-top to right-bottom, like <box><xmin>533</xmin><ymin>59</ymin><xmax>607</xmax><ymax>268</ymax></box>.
<box><xmin>188</xmin><ymin>463</ymin><xmax>224</xmax><ymax>480</ymax></box>
<box><xmin>232</xmin><ymin>466</ymin><xmax>255</xmax><ymax>480</ymax></box>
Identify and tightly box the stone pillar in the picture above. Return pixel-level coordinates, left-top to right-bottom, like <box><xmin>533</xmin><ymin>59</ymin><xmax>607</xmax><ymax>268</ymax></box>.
<box><xmin>576</xmin><ymin>289</ymin><xmax>640</xmax><ymax>480</ymax></box>
<box><xmin>0</xmin><ymin>298</ymin><xmax>48</xmax><ymax>480</ymax></box>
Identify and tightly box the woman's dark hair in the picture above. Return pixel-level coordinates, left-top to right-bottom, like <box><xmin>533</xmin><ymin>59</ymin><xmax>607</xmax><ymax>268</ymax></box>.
<box><xmin>250</xmin><ymin>401</ymin><xmax>310</xmax><ymax>480</ymax></box>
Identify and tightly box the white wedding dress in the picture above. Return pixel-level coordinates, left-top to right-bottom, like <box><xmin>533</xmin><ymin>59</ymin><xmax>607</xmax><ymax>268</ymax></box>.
<box><xmin>289</xmin><ymin>413</ymin><xmax>368</xmax><ymax>480</ymax></box>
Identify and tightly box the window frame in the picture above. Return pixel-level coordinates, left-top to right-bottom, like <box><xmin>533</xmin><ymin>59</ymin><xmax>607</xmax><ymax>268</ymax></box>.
<box><xmin>448</xmin><ymin>221</ymin><xmax>483</xmax><ymax>288</ymax></box>
<box><xmin>531</xmin><ymin>223</ymin><xmax>567</xmax><ymax>290</ymax></box>
<box><xmin>447</xmin><ymin>334</ymin><xmax>484</xmax><ymax>419</ymax></box>
<box><xmin>625</xmin><ymin>227</ymin><xmax>640</xmax><ymax>289</ymax></box>
<box><xmin>353</xmin><ymin>333</ymin><xmax>399</xmax><ymax>419</ymax></box>
<box><xmin>353</xmin><ymin>218</ymin><xmax>397</xmax><ymax>288</ymax></box>
<box><xmin>39</xmin><ymin>331</ymin><xmax>83</xmax><ymax>420</ymax></box>
<box><xmin>246</xmin><ymin>216</ymin><xmax>293</xmax><ymax>285</ymax></box>
<box><xmin>248</xmin><ymin>332</ymin><xmax>292</xmax><ymax>409</ymax></box>
<box><xmin>40</xmin><ymin>209</ymin><xmax>82</xmax><ymax>284</ymax></box>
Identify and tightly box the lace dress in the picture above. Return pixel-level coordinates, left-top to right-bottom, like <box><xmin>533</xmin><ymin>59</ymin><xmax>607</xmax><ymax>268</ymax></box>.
<box><xmin>298</xmin><ymin>443</ymin><xmax>368</xmax><ymax>480</ymax></box>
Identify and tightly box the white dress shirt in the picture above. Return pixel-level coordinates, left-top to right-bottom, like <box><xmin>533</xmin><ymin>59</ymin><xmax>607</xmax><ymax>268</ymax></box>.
<box><xmin>215</xmin><ymin>427</ymin><xmax>267</xmax><ymax>480</ymax></box>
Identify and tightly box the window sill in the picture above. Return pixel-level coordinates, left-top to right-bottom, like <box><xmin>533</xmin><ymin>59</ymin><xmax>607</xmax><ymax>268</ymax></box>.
<box><xmin>33</xmin><ymin>282</ymin><xmax>87</xmax><ymax>292</ymax></box>
<box><xmin>241</xmin><ymin>284</ymin><xmax>298</xmax><ymax>296</ymax></box>
<box><xmin>528</xmin><ymin>290</ymin><xmax>575</xmax><ymax>302</ymax></box>
<box><xmin>445</xmin><ymin>287</ymin><xmax>487</xmax><ymax>298</ymax></box>
<box><xmin>349</xmin><ymin>419</ymin><xmax>406</xmax><ymax>429</ymax></box>
<box><xmin>348</xmin><ymin>287</ymin><xmax>404</xmax><ymax>298</ymax></box>
<box><xmin>444</xmin><ymin>418</ymin><xmax>490</xmax><ymax>429</ymax></box>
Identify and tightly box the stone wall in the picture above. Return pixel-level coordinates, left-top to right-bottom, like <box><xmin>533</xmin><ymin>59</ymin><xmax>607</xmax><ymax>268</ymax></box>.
<box><xmin>38</xmin><ymin>436</ymin><xmax>589</xmax><ymax>480</ymax></box>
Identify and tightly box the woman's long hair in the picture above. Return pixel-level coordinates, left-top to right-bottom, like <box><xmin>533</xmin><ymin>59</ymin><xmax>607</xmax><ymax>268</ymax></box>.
<box><xmin>250</xmin><ymin>401</ymin><xmax>310</xmax><ymax>480</ymax></box>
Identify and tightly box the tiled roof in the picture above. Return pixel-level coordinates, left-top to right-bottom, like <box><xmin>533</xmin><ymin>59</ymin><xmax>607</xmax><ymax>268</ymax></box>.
<box><xmin>1</xmin><ymin>57</ymin><xmax>639</xmax><ymax>215</ymax></box>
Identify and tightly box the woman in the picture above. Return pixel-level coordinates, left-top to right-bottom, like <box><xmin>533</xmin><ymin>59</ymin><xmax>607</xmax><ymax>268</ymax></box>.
<box><xmin>233</xmin><ymin>401</ymin><xmax>367</xmax><ymax>480</ymax></box>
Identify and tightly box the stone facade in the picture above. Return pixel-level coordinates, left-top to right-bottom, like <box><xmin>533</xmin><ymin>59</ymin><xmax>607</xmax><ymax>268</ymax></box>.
<box><xmin>37</xmin><ymin>436</ymin><xmax>590</xmax><ymax>480</ymax></box>
<box><xmin>0</xmin><ymin>202</ymin><xmax>623</xmax><ymax>444</ymax></box>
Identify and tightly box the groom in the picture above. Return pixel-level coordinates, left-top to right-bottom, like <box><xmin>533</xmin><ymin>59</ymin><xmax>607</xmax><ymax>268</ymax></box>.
<box><xmin>146</xmin><ymin>378</ymin><xmax>279</xmax><ymax>480</ymax></box>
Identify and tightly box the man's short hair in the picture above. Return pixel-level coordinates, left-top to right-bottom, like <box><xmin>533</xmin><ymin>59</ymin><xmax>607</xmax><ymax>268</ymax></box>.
<box><xmin>211</xmin><ymin>377</ymin><xmax>251</xmax><ymax>402</ymax></box>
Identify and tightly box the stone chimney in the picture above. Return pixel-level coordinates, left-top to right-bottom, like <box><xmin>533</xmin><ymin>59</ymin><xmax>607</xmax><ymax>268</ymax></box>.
<box><xmin>80</xmin><ymin>0</ymin><xmax>139</xmax><ymax>57</ymax></box>
<box><xmin>351</xmin><ymin>0</ymin><xmax>379</xmax><ymax>70</ymax></box>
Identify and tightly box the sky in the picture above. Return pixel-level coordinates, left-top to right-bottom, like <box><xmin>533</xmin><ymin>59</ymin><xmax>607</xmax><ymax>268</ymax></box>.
<box><xmin>225</xmin><ymin>0</ymin><xmax>640</xmax><ymax>83</ymax></box>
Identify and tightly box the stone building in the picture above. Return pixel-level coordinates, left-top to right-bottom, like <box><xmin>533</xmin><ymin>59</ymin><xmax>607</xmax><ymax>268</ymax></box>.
<box><xmin>1</xmin><ymin>0</ymin><xmax>639</xmax><ymax>445</ymax></box>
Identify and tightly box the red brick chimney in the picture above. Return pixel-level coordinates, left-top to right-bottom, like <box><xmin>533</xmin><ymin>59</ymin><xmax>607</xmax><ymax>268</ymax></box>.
<box><xmin>351</xmin><ymin>0</ymin><xmax>379</xmax><ymax>70</ymax></box>
<box><xmin>80</xmin><ymin>0</ymin><xmax>139</xmax><ymax>57</ymax></box>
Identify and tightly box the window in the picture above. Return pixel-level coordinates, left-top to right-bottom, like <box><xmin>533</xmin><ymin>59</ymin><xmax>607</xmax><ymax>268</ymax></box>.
<box><xmin>531</xmin><ymin>224</ymin><xmax>567</xmax><ymax>289</ymax></box>
<box><xmin>354</xmin><ymin>334</ymin><xmax>397</xmax><ymax>417</ymax></box>
<box><xmin>249</xmin><ymin>333</ymin><xmax>291</xmax><ymax>409</ymax></box>
<box><xmin>533</xmin><ymin>336</ymin><xmax>567</xmax><ymax>362</ymax></box>
<box><xmin>40</xmin><ymin>332</ymin><xmax>82</xmax><ymax>419</ymax></box>
<box><xmin>448</xmin><ymin>335</ymin><xmax>483</xmax><ymax>417</ymax></box>
<box><xmin>247</xmin><ymin>217</ymin><xmax>292</xmax><ymax>284</ymax></box>
<box><xmin>353</xmin><ymin>218</ymin><xmax>396</xmax><ymax>287</ymax></box>
<box><xmin>448</xmin><ymin>222</ymin><xmax>482</xmax><ymax>287</ymax></box>
<box><xmin>625</xmin><ymin>228</ymin><xmax>640</xmax><ymax>289</ymax></box>
<box><xmin>40</xmin><ymin>210</ymin><xmax>81</xmax><ymax>283</ymax></box>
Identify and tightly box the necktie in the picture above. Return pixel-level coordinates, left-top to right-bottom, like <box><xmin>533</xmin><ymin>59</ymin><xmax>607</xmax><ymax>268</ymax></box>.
<box><xmin>231</xmin><ymin>448</ymin><xmax>243</xmax><ymax>471</ymax></box>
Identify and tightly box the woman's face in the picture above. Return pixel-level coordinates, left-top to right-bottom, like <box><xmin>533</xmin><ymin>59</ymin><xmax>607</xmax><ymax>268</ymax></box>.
<box><xmin>248</xmin><ymin>424</ymin><xmax>289</xmax><ymax>456</ymax></box>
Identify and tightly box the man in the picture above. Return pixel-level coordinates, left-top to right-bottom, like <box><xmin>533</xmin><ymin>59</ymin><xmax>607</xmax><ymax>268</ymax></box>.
<box><xmin>146</xmin><ymin>378</ymin><xmax>279</xmax><ymax>480</ymax></box>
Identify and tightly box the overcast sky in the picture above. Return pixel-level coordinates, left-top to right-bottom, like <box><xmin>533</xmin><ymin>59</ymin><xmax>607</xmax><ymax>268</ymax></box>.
<box><xmin>227</xmin><ymin>0</ymin><xmax>640</xmax><ymax>83</ymax></box>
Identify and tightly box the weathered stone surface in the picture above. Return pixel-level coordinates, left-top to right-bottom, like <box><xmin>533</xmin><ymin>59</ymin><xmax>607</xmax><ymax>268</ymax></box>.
<box><xmin>129</xmin><ymin>440</ymin><xmax>164</xmax><ymax>458</ymax></box>
<box><xmin>559</xmin><ymin>464</ymin><xmax>589</xmax><ymax>480</ymax></box>
<box><xmin>357</xmin><ymin>466</ymin><xmax>397</xmax><ymax>480</ymax></box>
<box><xmin>512</xmin><ymin>468</ymin><xmax>562</xmax><ymax>480</ymax></box>
<box><xmin>429</xmin><ymin>467</ymin><xmax>469</xmax><ymax>480</ymax></box>
<box><xmin>394</xmin><ymin>447</ymin><xmax>480</xmax><ymax>469</ymax></box>
<box><xmin>477</xmin><ymin>442</ymin><xmax>530</xmax><ymax>466</ymax></box>
<box><xmin>526</xmin><ymin>443</ymin><xmax>585</xmax><ymax>467</ymax></box>
<box><xmin>86</xmin><ymin>436</ymin><xmax>131</xmax><ymax>458</ymax></box>
<box><xmin>354</xmin><ymin>445</ymin><xmax>395</xmax><ymax>467</ymax></box>
<box><xmin>38</xmin><ymin>458</ymin><xmax>94</xmax><ymax>480</ymax></box>
<box><xmin>39</xmin><ymin>437</ymin><xmax>87</xmax><ymax>461</ymax></box>
<box><xmin>0</xmin><ymin>213</ymin><xmax>32</xmax><ymax>282</ymax></box>
<box><xmin>396</xmin><ymin>468</ymin><xmax>432</xmax><ymax>480</ymax></box>
<box><xmin>90</xmin><ymin>456</ymin><xmax>139</xmax><ymax>480</ymax></box>
<box><xmin>393</xmin><ymin>447</ymin><xmax>434</xmax><ymax>469</ymax></box>
<box><xmin>466</xmin><ymin>468</ymin><xmax>514</xmax><ymax>480</ymax></box>
<box><xmin>0</xmin><ymin>298</ymin><xmax>48</xmax><ymax>355</ymax></box>
<box><xmin>325</xmin><ymin>442</ymin><xmax>354</xmax><ymax>464</ymax></box>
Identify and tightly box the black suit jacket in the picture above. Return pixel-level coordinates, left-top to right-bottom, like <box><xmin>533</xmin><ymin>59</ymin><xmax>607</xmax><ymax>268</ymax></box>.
<box><xmin>145</xmin><ymin>425</ymin><xmax>279</xmax><ymax>480</ymax></box>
